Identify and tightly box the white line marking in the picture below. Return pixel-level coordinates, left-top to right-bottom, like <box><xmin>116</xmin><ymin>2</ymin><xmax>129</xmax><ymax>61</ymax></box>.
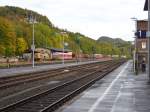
<box><xmin>110</xmin><ymin>91</ymin><xmax>121</xmax><ymax>112</ymax></box>
<box><xmin>88</xmin><ymin>61</ymin><xmax>129</xmax><ymax>112</ymax></box>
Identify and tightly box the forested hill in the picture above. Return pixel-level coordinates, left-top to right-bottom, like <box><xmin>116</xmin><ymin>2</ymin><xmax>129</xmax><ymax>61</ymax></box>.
<box><xmin>0</xmin><ymin>6</ymin><xmax>132</xmax><ymax>58</ymax></box>
<box><xmin>97</xmin><ymin>36</ymin><xmax>133</xmax><ymax>57</ymax></box>
<box><xmin>97</xmin><ymin>36</ymin><xmax>129</xmax><ymax>45</ymax></box>
<box><xmin>97</xmin><ymin>36</ymin><xmax>132</xmax><ymax>48</ymax></box>
<box><xmin>0</xmin><ymin>6</ymin><xmax>52</xmax><ymax>26</ymax></box>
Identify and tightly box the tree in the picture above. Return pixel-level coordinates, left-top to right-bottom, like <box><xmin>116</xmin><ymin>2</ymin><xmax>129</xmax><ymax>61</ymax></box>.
<box><xmin>0</xmin><ymin>45</ymin><xmax>5</xmax><ymax>56</ymax></box>
<box><xmin>5</xmin><ymin>47</ymin><xmax>13</xmax><ymax>57</ymax></box>
<box><xmin>16</xmin><ymin>37</ymin><xmax>28</xmax><ymax>56</ymax></box>
<box><xmin>0</xmin><ymin>17</ymin><xmax>16</xmax><ymax>57</ymax></box>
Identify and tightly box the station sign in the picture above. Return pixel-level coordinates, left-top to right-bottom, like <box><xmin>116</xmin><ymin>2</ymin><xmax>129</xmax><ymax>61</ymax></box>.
<box><xmin>31</xmin><ymin>45</ymin><xmax>35</xmax><ymax>50</ymax></box>
<box><xmin>135</xmin><ymin>30</ymin><xmax>146</xmax><ymax>38</ymax></box>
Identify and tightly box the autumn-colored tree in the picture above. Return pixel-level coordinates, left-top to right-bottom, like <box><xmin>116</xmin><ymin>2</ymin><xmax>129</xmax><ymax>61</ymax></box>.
<box><xmin>16</xmin><ymin>37</ymin><xmax>28</xmax><ymax>56</ymax></box>
<box><xmin>0</xmin><ymin>17</ymin><xmax>16</xmax><ymax>57</ymax></box>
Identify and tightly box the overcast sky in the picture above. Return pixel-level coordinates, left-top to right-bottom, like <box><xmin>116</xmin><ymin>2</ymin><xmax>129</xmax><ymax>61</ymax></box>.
<box><xmin>0</xmin><ymin>0</ymin><xmax>147</xmax><ymax>41</ymax></box>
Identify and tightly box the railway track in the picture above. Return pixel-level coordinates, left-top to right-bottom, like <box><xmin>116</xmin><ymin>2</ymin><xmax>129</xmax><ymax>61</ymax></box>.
<box><xmin>0</xmin><ymin>61</ymin><xmax>113</xmax><ymax>100</ymax></box>
<box><xmin>0</xmin><ymin>61</ymin><xmax>111</xmax><ymax>89</ymax></box>
<box><xmin>0</xmin><ymin>59</ymin><xmax>125</xmax><ymax>112</ymax></box>
<box><xmin>0</xmin><ymin>60</ymin><xmax>113</xmax><ymax>107</ymax></box>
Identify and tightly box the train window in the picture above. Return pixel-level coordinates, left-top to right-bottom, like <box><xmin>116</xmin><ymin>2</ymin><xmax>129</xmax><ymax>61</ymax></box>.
<box><xmin>141</xmin><ymin>42</ymin><xmax>146</xmax><ymax>49</ymax></box>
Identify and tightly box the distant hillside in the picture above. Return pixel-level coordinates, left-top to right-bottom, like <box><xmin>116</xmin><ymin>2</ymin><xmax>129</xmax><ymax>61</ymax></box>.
<box><xmin>97</xmin><ymin>36</ymin><xmax>128</xmax><ymax>44</ymax></box>
<box><xmin>96</xmin><ymin>36</ymin><xmax>133</xmax><ymax>57</ymax></box>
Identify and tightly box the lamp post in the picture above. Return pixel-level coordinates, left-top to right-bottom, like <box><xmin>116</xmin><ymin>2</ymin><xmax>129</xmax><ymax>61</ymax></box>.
<box><xmin>144</xmin><ymin>0</ymin><xmax>150</xmax><ymax>82</ymax></box>
<box><xmin>76</xmin><ymin>36</ymin><xmax>79</xmax><ymax>63</ymax></box>
<box><xmin>29</xmin><ymin>14</ymin><xmax>36</xmax><ymax>68</ymax></box>
<box><xmin>75</xmin><ymin>35</ymin><xmax>82</xmax><ymax>63</ymax></box>
<box><xmin>60</xmin><ymin>32</ymin><xmax>66</xmax><ymax>64</ymax></box>
<box><xmin>131</xmin><ymin>17</ymin><xmax>138</xmax><ymax>73</ymax></box>
<box><xmin>32</xmin><ymin>19</ymin><xmax>35</xmax><ymax>68</ymax></box>
<box><xmin>92</xmin><ymin>46</ymin><xmax>95</xmax><ymax>61</ymax></box>
<box><xmin>148</xmin><ymin>0</ymin><xmax>150</xmax><ymax>81</ymax></box>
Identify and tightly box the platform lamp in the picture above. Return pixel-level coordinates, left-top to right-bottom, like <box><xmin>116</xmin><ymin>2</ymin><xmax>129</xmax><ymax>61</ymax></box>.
<box><xmin>92</xmin><ymin>46</ymin><xmax>96</xmax><ymax>61</ymax></box>
<box><xmin>60</xmin><ymin>32</ymin><xmax>67</xmax><ymax>64</ymax></box>
<box><xmin>144</xmin><ymin>0</ymin><xmax>150</xmax><ymax>81</ymax></box>
<box><xmin>148</xmin><ymin>0</ymin><xmax>150</xmax><ymax>82</ymax></box>
<box><xmin>28</xmin><ymin>14</ymin><xmax>37</xmax><ymax>68</ymax></box>
<box><xmin>75</xmin><ymin>34</ymin><xmax>82</xmax><ymax>63</ymax></box>
<box><xmin>131</xmin><ymin>17</ymin><xmax>138</xmax><ymax>73</ymax></box>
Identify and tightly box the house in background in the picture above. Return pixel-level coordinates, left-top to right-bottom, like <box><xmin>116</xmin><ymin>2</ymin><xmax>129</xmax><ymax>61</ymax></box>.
<box><xmin>23</xmin><ymin>48</ymin><xmax>51</xmax><ymax>61</ymax></box>
<box><xmin>35</xmin><ymin>48</ymin><xmax>51</xmax><ymax>61</ymax></box>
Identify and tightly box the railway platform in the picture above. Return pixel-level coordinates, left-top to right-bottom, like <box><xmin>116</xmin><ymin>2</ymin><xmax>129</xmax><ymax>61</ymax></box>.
<box><xmin>0</xmin><ymin>60</ymin><xmax>101</xmax><ymax>78</ymax></box>
<box><xmin>56</xmin><ymin>60</ymin><xmax>150</xmax><ymax>112</ymax></box>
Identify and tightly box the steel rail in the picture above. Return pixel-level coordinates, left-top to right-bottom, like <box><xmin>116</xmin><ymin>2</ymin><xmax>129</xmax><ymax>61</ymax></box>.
<box><xmin>0</xmin><ymin>61</ymin><xmax>111</xmax><ymax>89</ymax></box>
<box><xmin>0</xmin><ymin>60</ymin><xmax>125</xmax><ymax>112</ymax></box>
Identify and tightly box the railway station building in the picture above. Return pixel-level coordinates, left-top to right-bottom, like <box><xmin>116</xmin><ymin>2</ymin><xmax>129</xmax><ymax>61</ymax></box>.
<box><xmin>133</xmin><ymin>0</ymin><xmax>148</xmax><ymax>71</ymax></box>
<box><xmin>134</xmin><ymin>20</ymin><xmax>148</xmax><ymax>70</ymax></box>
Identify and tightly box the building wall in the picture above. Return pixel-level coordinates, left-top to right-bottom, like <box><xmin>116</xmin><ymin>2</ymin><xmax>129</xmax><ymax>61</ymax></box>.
<box><xmin>137</xmin><ymin>20</ymin><xmax>147</xmax><ymax>31</ymax></box>
<box><xmin>23</xmin><ymin>48</ymin><xmax>51</xmax><ymax>61</ymax></box>
<box><xmin>136</xmin><ymin>20</ymin><xmax>148</xmax><ymax>69</ymax></box>
<box><xmin>52</xmin><ymin>52</ymin><xmax>72</xmax><ymax>60</ymax></box>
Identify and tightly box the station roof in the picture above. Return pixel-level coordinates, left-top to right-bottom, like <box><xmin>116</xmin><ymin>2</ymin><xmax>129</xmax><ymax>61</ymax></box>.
<box><xmin>144</xmin><ymin>0</ymin><xmax>148</xmax><ymax>11</ymax></box>
<box><xmin>24</xmin><ymin>49</ymin><xmax>39</xmax><ymax>53</ymax></box>
<box><xmin>24</xmin><ymin>48</ymin><xmax>72</xmax><ymax>53</ymax></box>
<box><xmin>50</xmin><ymin>48</ymin><xmax>72</xmax><ymax>53</ymax></box>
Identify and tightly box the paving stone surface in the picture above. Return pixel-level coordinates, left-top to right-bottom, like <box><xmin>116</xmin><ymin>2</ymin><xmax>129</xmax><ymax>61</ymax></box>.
<box><xmin>55</xmin><ymin>61</ymin><xmax>150</xmax><ymax>112</ymax></box>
